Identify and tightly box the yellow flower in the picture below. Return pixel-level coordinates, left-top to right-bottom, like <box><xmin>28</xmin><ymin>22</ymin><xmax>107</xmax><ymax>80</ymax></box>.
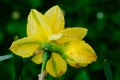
<box><xmin>9</xmin><ymin>5</ymin><xmax>97</xmax><ymax>77</ymax></box>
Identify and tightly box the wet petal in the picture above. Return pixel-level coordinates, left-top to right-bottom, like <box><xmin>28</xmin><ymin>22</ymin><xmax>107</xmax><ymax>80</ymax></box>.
<box><xmin>10</xmin><ymin>37</ymin><xmax>40</xmax><ymax>58</ymax></box>
<box><xmin>27</xmin><ymin>9</ymin><xmax>52</xmax><ymax>41</ymax></box>
<box><xmin>56</xmin><ymin>27</ymin><xmax>87</xmax><ymax>44</ymax></box>
<box><xmin>46</xmin><ymin>53</ymin><xmax>67</xmax><ymax>77</ymax></box>
<box><xmin>44</xmin><ymin>5</ymin><xmax>64</xmax><ymax>33</ymax></box>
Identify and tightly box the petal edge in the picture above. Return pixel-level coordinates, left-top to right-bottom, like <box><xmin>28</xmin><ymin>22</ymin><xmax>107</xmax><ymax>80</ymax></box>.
<box><xmin>10</xmin><ymin>37</ymin><xmax>39</xmax><ymax>58</ymax></box>
<box><xmin>44</xmin><ymin>5</ymin><xmax>65</xmax><ymax>33</ymax></box>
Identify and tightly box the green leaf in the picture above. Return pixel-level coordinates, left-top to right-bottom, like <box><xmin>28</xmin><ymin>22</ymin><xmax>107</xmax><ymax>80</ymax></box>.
<box><xmin>104</xmin><ymin>59</ymin><xmax>113</xmax><ymax>80</ymax></box>
<box><xmin>0</xmin><ymin>54</ymin><xmax>13</xmax><ymax>61</ymax></box>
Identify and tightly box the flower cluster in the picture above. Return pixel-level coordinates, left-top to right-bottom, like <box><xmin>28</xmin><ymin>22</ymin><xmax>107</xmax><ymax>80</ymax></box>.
<box><xmin>10</xmin><ymin>5</ymin><xmax>97</xmax><ymax>77</ymax></box>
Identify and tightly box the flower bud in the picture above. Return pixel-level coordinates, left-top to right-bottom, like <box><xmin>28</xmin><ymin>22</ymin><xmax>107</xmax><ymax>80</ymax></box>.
<box><xmin>64</xmin><ymin>40</ymin><xmax>97</xmax><ymax>68</ymax></box>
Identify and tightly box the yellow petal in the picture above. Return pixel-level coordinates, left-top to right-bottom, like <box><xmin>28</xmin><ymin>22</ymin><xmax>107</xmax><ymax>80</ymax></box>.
<box><xmin>64</xmin><ymin>40</ymin><xmax>97</xmax><ymax>68</ymax></box>
<box><xmin>61</xmin><ymin>27</ymin><xmax>88</xmax><ymax>39</ymax></box>
<box><xmin>44</xmin><ymin>5</ymin><xmax>65</xmax><ymax>33</ymax></box>
<box><xmin>56</xmin><ymin>27</ymin><xmax>88</xmax><ymax>44</ymax></box>
<box><xmin>31</xmin><ymin>51</ymin><xmax>43</xmax><ymax>64</ymax></box>
<box><xmin>55</xmin><ymin>36</ymin><xmax>76</xmax><ymax>44</ymax></box>
<box><xmin>27</xmin><ymin>9</ymin><xmax>52</xmax><ymax>41</ymax></box>
<box><xmin>46</xmin><ymin>53</ymin><xmax>67</xmax><ymax>77</ymax></box>
<box><xmin>48</xmin><ymin>33</ymin><xmax>63</xmax><ymax>41</ymax></box>
<box><xmin>9</xmin><ymin>37</ymin><xmax>40</xmax><ymax>58</ymax></box>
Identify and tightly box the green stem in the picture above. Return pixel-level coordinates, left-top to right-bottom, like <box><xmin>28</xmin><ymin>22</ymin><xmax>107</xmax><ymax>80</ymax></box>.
<box><xmin>41</xmin><ymin>51</ymin><xmax>50</xmax><ymax>73</ymax></box>
<box><xmin>39</xmin><ymin>50</ymin><xmax>51</xmax><ymax>80</ymax></box>
<box><xmin>42</xmin><ymin>42</ymin><xmax>67</xmax><ymax>59</ymax></box>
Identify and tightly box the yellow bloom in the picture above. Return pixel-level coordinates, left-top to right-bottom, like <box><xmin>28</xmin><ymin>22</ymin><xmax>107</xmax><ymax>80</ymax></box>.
<box><xmin>9</xmin><ymin>5</ymin><xmax>97</xmax><ymax>77</ymax></box>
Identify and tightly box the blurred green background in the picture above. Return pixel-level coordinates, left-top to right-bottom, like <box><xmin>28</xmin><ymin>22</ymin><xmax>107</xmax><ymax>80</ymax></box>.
<box><xmin>0</xmin><ymin>0</ymin><xmax>120</xmax><ymax>80</ymax></box>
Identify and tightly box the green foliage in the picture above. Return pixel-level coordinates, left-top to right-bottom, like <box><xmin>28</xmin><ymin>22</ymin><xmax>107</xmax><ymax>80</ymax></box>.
<box><xmin>0</xmin><ymin>0</ymin><xmax>120</xmax><ymax>80</ymax></box>
<box><xmin>6</xmin><ymin>20</ymin><xmax>26</xmax><ymax>37</ymax></box>
<box><xmin>0</xmin><ymin>30</ymin><xmax>4</xmax><ymax>43</ymax></box>
<box><xmin>75</xmin><ymin>69</ymin><xmax>90</xmax><ymax>80</ymax></box>
<box><xmin>0</xmin><ymin>54</ymin><xmax>13</xmax><ymax>61</ymax></box>
<box><xmin>104</xmin><ymin>59</ymin><xmax>113</xmax><ymax>80</ymax></box>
